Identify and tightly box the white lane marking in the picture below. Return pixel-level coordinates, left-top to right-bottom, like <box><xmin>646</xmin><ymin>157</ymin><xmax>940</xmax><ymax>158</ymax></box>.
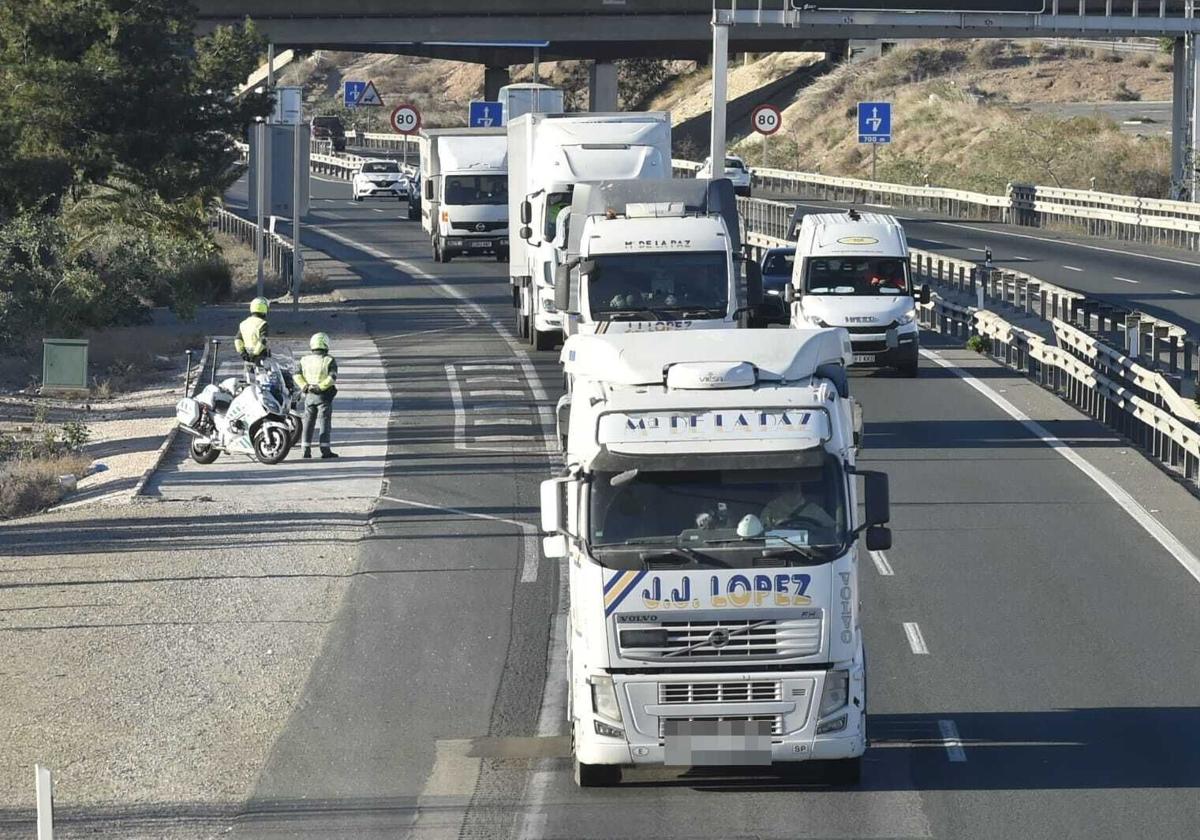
<box><xmin>462</xmin><ymin>363</ymin><xmax>517</xmax><ymax>371</ymax></box>
<box><xmin>921</xmin><ymin>349</ymin><xmax>1200</xmax><ymax>588</ymax></box>
<box><xmin>381</xmin><ymin>494</ymin><xmax>528</xmax><ymax>530</ymax></box>
<box><xmin>445</xmin><ymin>364</ymin><xmax>468</xmax><ymax>451</ymax></box>
<box><xmin>967</xmin><ymin>247</ymin><xmax>986</xmax><ymax>253</ymax></box>
<box><xmin>903</xmin><ymin>622</ymin><xmax>929</xmax><ymax>655</ymax></box>
<box><xmin>1114</xmin><ymin>276</ymin><xmax>1139</xmax><ymax>284</ymax></box>
<box><xmin>870</xmin><ymin>550</ymin><xmax>895</xmax><ymax>576</ymax></box>
<box><xmin>1013</xmin><ymin>255</ymin><xmax>1032</xmax><ymax>261</ymax></box>
<box><xmin>1171</xmin><ymin>288</ymin><xmax>1190</xmax><ymax>295</ymax></box>
<box><xmin>1062</xmin><ymin>265</ymin><xmax>1083</xmax><ymax>272</ymax></box>
<box><xmin>938</xmin><ymin>720</ymin><xmax>968</xmax><ymax>763</ymax></box>
<box><xmin>516</xmin><ymin>559</ymin><xmax>570</xmax><ymax>840</ymax></box>
<box><xmin>472</xmin><ymin>389</ymin><xmax>526</xmax><ymax>397</ymax></box>
<box><xmin>476</xmin><ymin>418</ymin><xmax>535</xmax><ymax>426</ymax></box>
<box><xmin>466</xmin><ymin>376</ymin><xmax>520</xmax><ymax>384</ymax></box>
<box><xmin>379</xmin><ymin>322</ymin><xmax>480</xmax><ymax>341</ymax></box>
<box><xmin>311</xmin><ymin>174</ymin><xmax>349</xmax><ymax>184</ymax></box>
<box><xmin>412</xmin><ymin>738</ymin><xmax>482</xmax><ymax>839</ymax></box>
<box><xmin>934</xmin><ymin>220</ymin><xmax>1200</xmax><ymax>269</ymax></box>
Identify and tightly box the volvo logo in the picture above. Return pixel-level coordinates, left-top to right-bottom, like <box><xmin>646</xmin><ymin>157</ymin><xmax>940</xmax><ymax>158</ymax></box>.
<box><xmin>707</xmin><ymin>628</ymin><xmax>731</xmax><ymax>648</ymax></box>
<box><xmin>474</xmin><ymin>223</ymin><xmax>487</xmax><ymax>232</ymax></box>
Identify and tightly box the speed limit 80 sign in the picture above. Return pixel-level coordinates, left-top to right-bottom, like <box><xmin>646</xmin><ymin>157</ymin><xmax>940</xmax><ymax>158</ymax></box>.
<box><xmin>752</xmin><ymin>104</ymin><xmax>782</xmax><ymax>136</ymax></box>
<box><xmin>390</xmin><ymin>103</ymin><xmax>422</xmax><ymax>135</ymax></box>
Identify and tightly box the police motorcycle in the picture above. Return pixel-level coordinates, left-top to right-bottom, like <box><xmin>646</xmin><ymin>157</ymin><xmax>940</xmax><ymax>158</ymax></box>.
<box><xmin>174</xmin><ymin>340</ymin><xmax>295</xmax><ymax>465</ymax></box>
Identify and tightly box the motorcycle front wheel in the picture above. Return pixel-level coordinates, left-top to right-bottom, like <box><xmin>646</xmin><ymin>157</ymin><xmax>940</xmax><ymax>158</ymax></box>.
<box><xmin>190</xmin><ymin>440</ymin><xmax>220</xmax><ymax>464</ymax></box>
<box><xmin>253</xmin><ymin>426</ymin><xmax>290</xmax><ymax>465</ymax></box>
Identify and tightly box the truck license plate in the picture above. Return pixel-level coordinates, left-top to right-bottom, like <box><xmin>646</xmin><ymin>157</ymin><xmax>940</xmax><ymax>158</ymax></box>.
<box><xmin>663</xmin><ymin>719</ymin><xmax>772</xmax><ymax>766</ymax></box>
<box><xmin>852</xmin><ymin>354</ymin><xmax>876</xmax><ymax>364</ymax></box>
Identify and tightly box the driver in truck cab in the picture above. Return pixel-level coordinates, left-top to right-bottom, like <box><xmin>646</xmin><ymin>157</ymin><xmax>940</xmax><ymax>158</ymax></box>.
<box><xmin>869</xmin><ymin>260</ymin><xmax>907</xmax><ymax>292</ymax></box>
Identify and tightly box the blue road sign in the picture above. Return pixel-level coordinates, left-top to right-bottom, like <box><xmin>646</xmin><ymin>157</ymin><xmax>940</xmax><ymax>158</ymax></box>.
<box><xmin>469</xmin><ymin>101</ymin><xmax>504</xmax><ymax>128</ymax></box>
<box><xmin>858</xmin><ymin>101</ymin><xmax>892</xmax><ymax>144</ymax></box>
<box><xmin>344</xmin><ymin>81</ymin><xmax>366</xmax><ymax>108</ymax></box>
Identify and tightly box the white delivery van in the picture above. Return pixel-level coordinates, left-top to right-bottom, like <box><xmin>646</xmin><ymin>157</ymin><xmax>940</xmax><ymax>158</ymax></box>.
<box><xmin>789</xmin><ymin>210</ymin><xmax>929</xmax><ymax>377</ymax></box>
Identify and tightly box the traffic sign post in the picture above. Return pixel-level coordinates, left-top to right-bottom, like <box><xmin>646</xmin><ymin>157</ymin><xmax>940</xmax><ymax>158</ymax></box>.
<box><xmin>857</xmin><ymin>101</ymin><xmax>892</xmax><ymax>181</ymax></box>
<box><xmin>751</xmin><ymin>103</ymin><xmax>782</xmax><ymax>167</ymax></box>
<box><xmin>469</xmin><ymin>101</ymin><xmax>503</xmax><ymax>128</ymax></box>
<box><xmin>390</xmin><ymin>104</ymin><xmax>422</xmax><ymax>167</ymax></box>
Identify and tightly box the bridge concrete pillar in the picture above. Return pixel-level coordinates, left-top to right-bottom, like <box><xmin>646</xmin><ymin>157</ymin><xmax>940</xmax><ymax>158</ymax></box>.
<box><xmin>589</xmin><ymin>61</ymin><xmax>619</xmax><ymax>112</ymax></box>
<box><xmin>484</xmin><ymin>65</ymin><xmax>509</xmax><ymax>101</ymax></box>
<box><xmin>1172</xmin><ymin>38</ymin><xmax>1188</xmax><ymax>197</ymax></box>
<box><xmin>590</xmin><ymin>61</ymin><xmax>619</xmax><ymax>113</ymax></box>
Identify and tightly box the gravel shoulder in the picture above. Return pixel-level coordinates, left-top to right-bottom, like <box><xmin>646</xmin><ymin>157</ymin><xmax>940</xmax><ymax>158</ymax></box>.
<box><xmin>0</xmin><ymin>244</ymin><xmax>387</xmax><ymax>837</ymax></box>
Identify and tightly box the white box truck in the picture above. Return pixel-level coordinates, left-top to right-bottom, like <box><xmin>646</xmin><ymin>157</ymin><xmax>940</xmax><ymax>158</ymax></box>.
<box><xmin>508</xmin><ymin>112</ymin><xmax>672</xmax><ymax>350</ymax></box>
<box><xmin>419</xmin><ymin>127</ymin><xmax>509</xmax><ymax>263</ymax></box>
<box><xmin>498</xmin><ymin>83</ymin><xmax>565</xmax><ymax>124</ymax></box>
<box><xmin>540</xmin><ymin>329</ymin><xmax>890</xmax><ymax>787</ymax></box>
<box><xmin>552</xmin><ymin>179</ymin><xmax>763</xmax><ymax>338</ymax></box>
<box><xmin>788</xmin><ymin>210</ymin><xmax>930</xmax><ymax>377</ymax></box>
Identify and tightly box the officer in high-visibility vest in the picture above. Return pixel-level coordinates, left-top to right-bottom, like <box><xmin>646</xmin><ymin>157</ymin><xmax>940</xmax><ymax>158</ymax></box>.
<box><xmin>234</xmin><ymin>297</ymin><xmax>271</xmax><ymax>377</ymax></box>
<box><xmin>294</xmin><ymin>332</ymin><xmax>339</xmax><ymax>459</ymax></box>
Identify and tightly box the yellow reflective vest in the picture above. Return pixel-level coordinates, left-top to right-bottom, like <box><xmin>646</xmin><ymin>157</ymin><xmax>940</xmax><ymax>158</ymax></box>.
<box><xmin>296</xmin><ymin>353</ymin><xmax>336</xmax><ymax>393</ymax></box>
<box><xmin>235</xmin><ymin>315</ymin><xmax>268</xmax><ymax>358</ymax></box>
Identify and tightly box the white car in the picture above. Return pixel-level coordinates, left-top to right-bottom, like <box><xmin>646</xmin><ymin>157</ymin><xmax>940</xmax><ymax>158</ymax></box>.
<box><xmin>698</xmin><ymin>154</ymin><xmax>752</xmax><ymax>196</ymax></box>
<box><xmin>352</xmin><ymin>160</ymin><xmax>410</xmax><ymax>202</ymax></box>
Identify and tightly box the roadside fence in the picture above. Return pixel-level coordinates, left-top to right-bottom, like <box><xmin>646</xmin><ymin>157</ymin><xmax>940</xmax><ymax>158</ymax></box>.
<box><xmin>211</xmin><ymin>207</ymin><xmax>294</xmax><ymax>290</ymax></box>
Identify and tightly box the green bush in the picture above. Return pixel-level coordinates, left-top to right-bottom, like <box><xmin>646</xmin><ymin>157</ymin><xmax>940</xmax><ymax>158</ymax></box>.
<box><xmin>966</xmin><ymin>335</ymin><xmax>988</xmax><ymax>354</ymax></box>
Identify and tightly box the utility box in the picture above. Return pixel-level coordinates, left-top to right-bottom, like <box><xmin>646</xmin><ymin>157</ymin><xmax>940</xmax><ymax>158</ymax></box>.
<box><xmin>42</xmin><ymin>338</ymin><xmax>89</xmax><ymax>392</ymax></box>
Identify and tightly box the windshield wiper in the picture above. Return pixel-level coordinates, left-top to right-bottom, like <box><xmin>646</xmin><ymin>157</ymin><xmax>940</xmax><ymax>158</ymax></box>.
<box><xmin>637</xmin><ymin>546</ymin><xmax>727</xmax><ymax>568</ymax></box>
<box><xmin>604</xmin><ymin>308</ymin><xmax>671</xmax><ymax>321</ymax></box>
<box><xmin>658</xmin><ymin>306</ymin><xmax>727</xmax><ymax>318</ymax></box>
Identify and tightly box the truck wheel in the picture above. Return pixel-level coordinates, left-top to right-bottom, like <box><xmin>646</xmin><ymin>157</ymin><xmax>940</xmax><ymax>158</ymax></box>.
<box><xmin>515</xmin><ymin>306</ymin><xmax>529</xmax><ymax>339</ymax></box>
<box><xmin>824</xmin><ymin>757</ymin><xmax>862</xmax><ymax>786</ymax></box>
<box><xmin>573</xmin><ymin>757</ymin><xmax>621</xmax><ymax>788</ymax></box>
<box><xmin>495</xmin><ymin>251</ymin><xmax>507</xmax><ymax>263</ymax></box>
<box><xmin>532</xmin><ymin>328</ymin><xmax>556</xmax><ymax>352</ymax></box>
<box><xmin>189</xmin><ymin>440</ymin><xmax>220</xmax><ymax>464</ymax></box>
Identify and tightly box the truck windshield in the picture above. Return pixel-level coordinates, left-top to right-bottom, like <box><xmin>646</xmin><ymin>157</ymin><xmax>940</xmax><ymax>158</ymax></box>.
<box><xmin>589</xmin><ymin>458</ymin><xmax>848</xmax><ymax>563</ymax></box>
<box><xmin>444</xmin><ymin>175</ymin><xmax>507</xmax><ymax>206</ymax></box>
<box><xmin>587</xmin><ymin>251</ymin><xmax>729</xmax><ymax>319</ymax></box>
<box><xmin>805</xmin><ymin>257</ymin><xmax>910</xmax><ymax>296</ymax></box>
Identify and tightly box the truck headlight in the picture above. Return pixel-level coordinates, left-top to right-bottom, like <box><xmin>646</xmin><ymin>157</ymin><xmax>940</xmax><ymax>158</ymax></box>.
<box><xmin>898</xmin><ymin>308</ymin><xmax>917</xmax><ymax>326</ymax></box>
<box><xmin>589</xmin><ymin>675</ymin><xmax>622</xmax><ymax>722</ymax></box>
<box><xmin>818</xmin><ymin>670</ymin><xmax>849</xmax><ymax>718</ymax></box>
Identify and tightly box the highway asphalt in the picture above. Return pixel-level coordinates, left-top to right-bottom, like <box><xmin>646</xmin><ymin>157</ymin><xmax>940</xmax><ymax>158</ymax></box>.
<box><xmin>218</xmin><ymin>174</ymin><xmax>1200</xmax><ymax>838</ymax></box>
<box><xmin>768</xmin><ymin>193</ymin><xmax>1200</xmax><ymax>333</ymax></box>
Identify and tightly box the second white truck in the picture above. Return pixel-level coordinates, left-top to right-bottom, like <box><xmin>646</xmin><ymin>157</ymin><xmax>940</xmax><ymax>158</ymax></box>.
<box><xmin>419</xmin><ymin>127</ymin><xmax>509</xmax><ymax>263</ymax></box>
<box><xmin>508</xmin><ymin>111</ymin><xmax>672</xmax><ymax>350</ymax></box>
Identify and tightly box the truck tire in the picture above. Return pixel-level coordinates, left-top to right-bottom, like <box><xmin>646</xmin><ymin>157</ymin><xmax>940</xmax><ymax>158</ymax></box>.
<box><xmin>573</xmin><ymin>757</ymin><xmax>620</xmax><ymax>788</ymax></box>
<box><xmin>824</xmin><ymin>757</ymin><xmax>862</xmax><ymax>786</ymax></box>
<box><xmin>532</xmin><ymin>328</ymin><xmax>556</xmax><ymax>352</ymax></box>
<box><xmin>515</xmin><ymin>304</ymin><xmax>528</xmax><ymax>339</ymax></box>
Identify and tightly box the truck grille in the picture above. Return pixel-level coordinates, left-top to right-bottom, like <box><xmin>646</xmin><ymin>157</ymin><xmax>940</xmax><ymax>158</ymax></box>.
<box><xmin>844</xmin><ymin>323</ymin><xmax>895</xmax><ymax>334</ymax></box>
<box><xmin>619</xmin><ymin>616</ymin><xmax>822</xmax><ymax>662</ymax></box>
<box><xmin>659</xmin><ymin>681</ymin><xmax>781</xmax><ymax>705</ymax></box>
<box><xmin>451</xmin><ymin>220</ymin><xmax>506</xmax><ymax>233</ymax></box>
<box><xmin>658</xmin><ymin>714</ymin><xmax>783</xmax><ymax>740</ymax></box>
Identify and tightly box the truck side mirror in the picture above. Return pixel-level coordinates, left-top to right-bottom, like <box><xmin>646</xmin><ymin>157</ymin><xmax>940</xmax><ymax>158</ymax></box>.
<box><xmin>520</xmin><ymin>226</ymin><xmax>533</xmax><ymax>240</ymax></box>
<box><xmin>862</xmin><ymin>471</ymin><xmax>890</xmax><ymax>527</ymax></box>
<box><xmin>865</xmin><ymin>526</ymin><xmax>892</xmax><ymax>552</ymax></box>
<box><xmin>784</xmin><ymin>285</ymin><xmax>796</xmax><ymax>304</ymax></box>
<box><xmin>920</xmin><ymin>283</ymin><xmax>931</xmax><ymax>305</ymax></box>
<box><xmin>555</xmin><ymin>265</ymin><xmax>572</xmax><ymax>312</ymax></box>
<box><xmin>745</xmin><ymin>259</ymin><xmax>763</xmax><ymax>306</ymax></box>
<box><xmin>540</xmin><ymin>477</ymin><xmax>569</xmax><ymax>534</ymax></box>
<box><xmin>520</xmin><ymin>200</ymin><xmax>532</xmax><ymax>225</ymax></box>
<box><xmin>423</xmin><ymin>181</ymin><xmax>433</xmax><ymax>201</ymax></box>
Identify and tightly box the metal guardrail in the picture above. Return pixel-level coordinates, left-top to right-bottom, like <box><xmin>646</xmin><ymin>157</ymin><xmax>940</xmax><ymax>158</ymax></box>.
<box><xmin>677</xmin><ymin>157</ymin><xmax>1200</xmax><ymax>249</ymax></box>
<box><xmin>212</xmin><ymin>207</ymin><xmax>294</xmax><ymax>290</ymax></box>
<box><xmin>736</xmin><ymin>193</ymin><xmax>1200</xmax><ymax>489</ymax></box>
<box><xmin>345</xmin><ymin>130</ymin><xmax>419</xmax><ymax>159</ymax></box>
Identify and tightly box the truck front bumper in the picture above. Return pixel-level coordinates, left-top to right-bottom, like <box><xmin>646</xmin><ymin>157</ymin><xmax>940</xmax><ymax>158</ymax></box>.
<box><xmin>847</xmin><ymin>327</ymin><xmax>919</xmax><ymax>367</ymax></box>
<box><xmin>444</xmin><ymin>236</ymin><xmax>508</xmax><ymax>255</ymax></box>
<box><xmin>575</xmin><ymin>666</ymin><xmax>866</xmax><ymax>768</ymax></box>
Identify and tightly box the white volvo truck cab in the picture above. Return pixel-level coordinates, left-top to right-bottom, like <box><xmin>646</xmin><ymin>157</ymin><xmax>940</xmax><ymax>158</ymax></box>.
<box><xmin>540</xmin><ymin>330</ymin><xmax>893</xmax><ymax>788</ymax></box>
<box><xmin>509</xmin><ymin>112</ymin><xmax>672</xmax><ymax>351</ymax></box>
<box><xmin>788</xmin><ymin>210</ymin><xmax>930</xmax><ymax>378</ymax></box>
<box><xmin>551</xmin><ymin>178</ymin><xmax>762</xmax><ymax>339</ymax></box>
